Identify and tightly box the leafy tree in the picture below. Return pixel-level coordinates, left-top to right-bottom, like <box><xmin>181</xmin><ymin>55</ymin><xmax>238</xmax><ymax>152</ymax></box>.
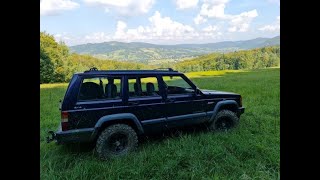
<box><xmin>40</xmin><ymin>32</ymin><xmax>69</xmax><ymax>82</ymax></box>
<box><xmin>174</xmin><ymin>46</ymin><xmax>280</xmax><ymax>72</ymax></box>
<box><xmin>40</xmin><ymin>47</ymin><xmax>54</xmax><ymax>83</ymax></box>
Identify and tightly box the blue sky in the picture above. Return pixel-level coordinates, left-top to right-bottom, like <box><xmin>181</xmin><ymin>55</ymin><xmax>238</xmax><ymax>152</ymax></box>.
<box><xmin>40</xmin><ymin>0</ymin><xmax>280</xmax><ymax>46</ymax></box>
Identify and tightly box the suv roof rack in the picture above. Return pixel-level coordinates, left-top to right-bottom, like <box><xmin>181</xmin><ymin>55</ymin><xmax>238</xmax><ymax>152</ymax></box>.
<box><xmin>83</xmin><ymin>67</ymin><xmax>178</xmax><ymax>73</ymax></box>
<box><xmin>153</xmin><ymin>68</ymin><xmax>175</xmax><ymax>72</ymax></box>
<box><xmin>84</xmin><ymin>67</ymin><xmax>99</xmax><ymax>73</ymax></box>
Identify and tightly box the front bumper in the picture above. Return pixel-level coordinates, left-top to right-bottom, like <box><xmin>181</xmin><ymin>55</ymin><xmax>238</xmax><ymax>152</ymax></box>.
<box><xmin>47</xmin><ymin>127</ymin><xmax>97</xmax><ymax>144</ymax></box>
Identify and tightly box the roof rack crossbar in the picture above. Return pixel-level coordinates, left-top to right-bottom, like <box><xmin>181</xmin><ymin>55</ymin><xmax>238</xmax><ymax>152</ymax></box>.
<box><xmin>153</xmin><ymin>68</ymin><xmax>175</xmax><ymax>71</ymax></box>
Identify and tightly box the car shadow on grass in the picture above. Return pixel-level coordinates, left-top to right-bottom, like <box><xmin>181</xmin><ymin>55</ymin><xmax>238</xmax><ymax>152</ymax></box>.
<box><xmin>59</xmin><ymin>122</ymin><xmax>242</xmax><ymax>158</ymax></box>
<box><xmin>59</xmin><ymin>123</ymin><xmax>217</xmax><ymax>154</ymax></box>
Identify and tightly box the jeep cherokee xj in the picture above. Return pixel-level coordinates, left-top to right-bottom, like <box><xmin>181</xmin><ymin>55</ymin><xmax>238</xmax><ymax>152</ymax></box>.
<box><xmin>47</xmin><ymin>68</ymin><xmax>245</xmax><ymax>159</ymax></box>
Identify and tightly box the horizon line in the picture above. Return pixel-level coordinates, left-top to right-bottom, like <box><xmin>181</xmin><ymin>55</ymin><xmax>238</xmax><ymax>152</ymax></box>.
<box><xmin>68</xmin><ymin>35</ymin><xmax>280</xmax><ymax>47</ymax></box>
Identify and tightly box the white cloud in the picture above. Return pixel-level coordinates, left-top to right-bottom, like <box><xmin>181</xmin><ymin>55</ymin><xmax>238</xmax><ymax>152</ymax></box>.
<box><xmin>175</xmin><ymin>0</ymin><xmax>199</xmax><ymax>9</ymax></box>
<box><xmin>54</xmin><ymin>33</ymin><xmax>77</xmax><ymax>44</ymax></box>
<box><xmin>85</xmin><ymin>32</ymin><xmax>112</xmax><ymax>42</ymax></box>
<box><xmin>114</xmin><ymin>21</ymin><xmax>128</xmax><ymax>39</ymax></box>
<box><xmin>40</xmin><ymin>0</ymin><xmax>79</xmax><ymax>16</ymax></box>
<box><xmin>194</xmin><ymin>0</ymin><xmax>258</xmax><ymax>32</ymax></box>
<box><xmin>54</xmin><ymin>32</ymin><xmax>113</xmax><ymax>45</ymax></box>
<box><xmin>227</xmin><ymin>27</ymin><xmax>237</xmax><ymax>32</ymax></box>
<box><xmin>200</xmin><ymin>2</ymin><xmax>227</xmax><ymax>18</ymax></box>
<box><xmin>55</xmin><ymin>11</ymin><xmax>225</xmax><ymax>45</ymax></box>
<box><xmin>117</xmin><ymin>21</ymin><xmax>127</xmax><ymax>30</ymax></box>
<box><xmin>228</xmin><ymin>9</ymin><xmax>258</xmax><ymax>32</ymax></box>
<box><xmin>258</xmin><ymin>16</ymin><xmax>280</xmax><ymax>32</ymax></box>
<box><xmin>258</xmin><ymin>25</ymin><xmax>278</xmax><ymax>32</ymax></box>
<box><xmin>54</xmin><ymin>33</ymin><xmax>70</xmax><ymax>41</ymax></box>
<box><xmin>111</xmin><ymin>11</ymin><xmax>198</xmax><ymax>41</ymax></box>
<box><xmin>194</xmin><ymin>14</ymin><xmax>207</xmax><ymax>25</ymax></box>
<box><xmin>83</xmin><ymin>0</ymin><xmax>155</xmax><ymax>16</ymax></box>
<box><xmin>111</xmin><ymin>12</ymin><xmax>224</xmax><ymax>42</ymax></box>
<box><xmin>193</xmin><ymin>1</ymin><xmax>227</xmax><ymax>24</ymax></box>
<box><xmin>148</xmin><ymin>11</ymin><xmax>196</xmax><ymax>38</ymax></box>
<box><xmin>199</xmin><ymin>0</ymin><xmax>229</xmax><ymax>18</ymax></box>
<box><xmin>202</xmin><ymin>25</ymin><xmax>221</xmax><ymax>37</ymax></box>
<box><xmin>202</xmin><ymin>0</ymin><xmax>229</xmax><ymax>5</ymax></box>
<box><xmin>202</xmin><ymin>25</ymin><xmax>218</xmax><ymax>32</ymax></box>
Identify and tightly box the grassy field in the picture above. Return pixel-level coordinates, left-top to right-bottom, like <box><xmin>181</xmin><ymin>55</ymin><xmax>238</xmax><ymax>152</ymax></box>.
<box><xmin>40</xmin><ymin>68</ymin><xmax>280</xmax><ymax>179</ymax></box>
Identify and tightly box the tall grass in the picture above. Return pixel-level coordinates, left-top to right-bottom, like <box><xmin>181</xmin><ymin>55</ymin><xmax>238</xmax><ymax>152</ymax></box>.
<box><xmin>40</xmin><ymin>68</ymin><xmax>280</xmax><ymax>179</ymax></box>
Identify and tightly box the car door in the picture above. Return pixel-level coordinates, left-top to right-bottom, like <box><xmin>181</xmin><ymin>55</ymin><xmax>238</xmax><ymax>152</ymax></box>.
<box><xmin>180</xmin><ymin>74</ymin><xmax>208</xmax><ymax>114</ymax></box>
<box><xmin>160</xmin><ymin>74</ymin><xmax>207</xmax><ymax>129</ymax></box>
<box><xmin>69</xmin><ymin>75</ymin><xmax>125</xmax><ymax>129</ymax></box>
<box><xmin>124</xmin><ymin>75</ymin><xmax>166</xmax><ymax>134</ymax></box>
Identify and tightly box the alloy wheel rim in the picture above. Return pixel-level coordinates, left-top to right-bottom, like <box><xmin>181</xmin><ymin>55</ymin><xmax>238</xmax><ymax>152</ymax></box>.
<box><xmin>107</xmin><ymin>133</ymin><xmax>128</xmax><ymax>153</ymax></box>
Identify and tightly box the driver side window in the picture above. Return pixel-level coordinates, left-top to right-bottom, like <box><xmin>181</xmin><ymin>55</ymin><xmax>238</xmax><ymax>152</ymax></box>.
<box><xmin>162</xmin><ymin>75</ymin><xmax>194</xmax><ymax>96</ymax></box>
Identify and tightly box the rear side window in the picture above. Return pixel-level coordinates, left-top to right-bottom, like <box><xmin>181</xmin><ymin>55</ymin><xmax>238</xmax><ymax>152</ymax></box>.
<box><xmin>128</xmin><ymin>76</ymin><xmax>160</xmax><ymax>98</ymax></box>
<box><xmin>78</xmin><ymin>76</ymin><xmax>122</xmax><ymax>101</ymax></box>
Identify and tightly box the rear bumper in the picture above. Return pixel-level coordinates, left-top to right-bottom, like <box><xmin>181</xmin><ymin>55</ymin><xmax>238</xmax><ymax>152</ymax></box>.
<box><xmin>47</xmin><ymin>127</ymin><xmax>97</xmax><ymax>144</ymax></box>
<box><xmin>237</xmin><ymin>107</ymin><xmax>245</xmax><ymax>116</ymax></box>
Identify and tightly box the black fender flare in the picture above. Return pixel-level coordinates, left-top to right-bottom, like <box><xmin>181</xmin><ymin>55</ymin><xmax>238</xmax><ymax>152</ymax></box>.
<box><xmin>209</xmin><ymin>100</ymin><xmax>239</xmax><ymax>123</ymax></box>
<box><xmin>93</xmin><ymin>113</ymin><xmax>144</xmax><ymax>136</ymax></box>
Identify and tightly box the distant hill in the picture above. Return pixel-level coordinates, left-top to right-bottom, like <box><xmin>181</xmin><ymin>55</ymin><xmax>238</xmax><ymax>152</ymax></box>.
<box><xmin>173</xmin><ymin>46</ymin><xmax>280</xmax><ymax>72</ymax></box>
<box><xmin>70</xmin><ymin>36</ymin><xmax>280</xmax><ymax>63</ymax></box>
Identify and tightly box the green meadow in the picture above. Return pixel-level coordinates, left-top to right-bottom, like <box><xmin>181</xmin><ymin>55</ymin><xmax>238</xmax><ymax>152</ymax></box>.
<box><xmin>40</xmin><ymin>68</ymin><xmax>280</xmax><ymax>179</ymax></box>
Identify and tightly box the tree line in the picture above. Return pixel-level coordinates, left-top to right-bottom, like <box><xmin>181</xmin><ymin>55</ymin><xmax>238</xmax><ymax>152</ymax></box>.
<box><xmin>40</xmin><ymin>32</ymin><xmax>280</xmax><ymax>83</ymax></box>
<box><xmin>173</xmin><ymin>46</ymin><xmax>280</xmax><ymax>72</ymax></box>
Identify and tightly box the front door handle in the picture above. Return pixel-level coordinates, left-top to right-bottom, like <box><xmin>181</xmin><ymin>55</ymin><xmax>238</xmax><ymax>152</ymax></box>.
<box><xmin>165</xmin><ymin>98</ymin><xmax>175</xmax><ymax>103</ymax></box>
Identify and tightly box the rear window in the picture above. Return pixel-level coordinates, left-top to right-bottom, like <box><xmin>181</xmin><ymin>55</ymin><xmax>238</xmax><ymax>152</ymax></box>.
<box><xmin>78</xmin><ymin>76</ymin><xmax>122</xmax><ymax>101</ymax></box>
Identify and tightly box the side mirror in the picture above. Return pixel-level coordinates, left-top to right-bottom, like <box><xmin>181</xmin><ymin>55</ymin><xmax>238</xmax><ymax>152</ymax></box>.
<box><xmin>191</xmin><ymin>88</ymin><xmax>197</xmax><ymax>96</ymax></box>
<box><xmin>194</xmin><ymin>88</ymin><xmax>201</xmax><ymax>95</ymax></box>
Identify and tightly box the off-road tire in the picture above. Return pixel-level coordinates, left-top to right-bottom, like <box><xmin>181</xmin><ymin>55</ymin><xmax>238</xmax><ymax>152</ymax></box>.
<box><xmin>209</xmin><ymin>110</ymin><xmax>239</xmax><ymax>132</ymax></box>
<box><xmin>96</xmin><ymin>124</ymin><xmax>138</xmax><ymax>160</ymax></box>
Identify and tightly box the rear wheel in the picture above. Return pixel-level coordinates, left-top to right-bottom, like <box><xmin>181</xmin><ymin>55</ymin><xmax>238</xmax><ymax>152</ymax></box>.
<box><xmin>209</xmin><ymin>110</ymin><xmax>239</xmax><ymax>132</ymax></box>
<box><xmin>95</xmin><ymin>124</ymin><xmax>138</xmax><ymax>160</ymax></box>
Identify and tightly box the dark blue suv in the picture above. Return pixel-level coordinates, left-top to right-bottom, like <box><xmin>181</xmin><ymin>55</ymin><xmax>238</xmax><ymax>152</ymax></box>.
<box><xmin>47</xmin><ymin>68</ymin><xmax>245</xmax><ymax>159</ymax></box>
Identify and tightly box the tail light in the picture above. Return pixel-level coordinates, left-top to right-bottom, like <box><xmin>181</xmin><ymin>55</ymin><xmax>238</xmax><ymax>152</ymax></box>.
<box><xmin>239</xmin><ymin>96</ymin><xmax>243</xmax><ymax>107</ymax></box>
<box><xmin>61</xmin><ymin>111</ymin><xmax>69</xmax><ymax>131</ymax></box>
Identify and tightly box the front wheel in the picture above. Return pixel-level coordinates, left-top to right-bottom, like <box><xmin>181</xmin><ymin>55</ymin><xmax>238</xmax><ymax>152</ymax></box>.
<box><xmin>209</xmin><ymin>110</ymin><xmax>239</xmax><ymax>132</ymax></box>
<box><xmin>95</xmin><ymin>124</ymin><xmax>138</xmax><ymax>160</ymax></box>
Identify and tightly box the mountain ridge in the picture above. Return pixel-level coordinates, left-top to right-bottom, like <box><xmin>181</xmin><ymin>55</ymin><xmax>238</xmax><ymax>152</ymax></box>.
<box><xmin>70</xmin><ymin>36</ymin><xmax>280</xmax><ymax>63</ymax></box>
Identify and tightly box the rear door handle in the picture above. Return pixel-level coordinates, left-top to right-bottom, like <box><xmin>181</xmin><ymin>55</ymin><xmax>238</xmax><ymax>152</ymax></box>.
<box><xmin>74</xmin><ymin>106</ymin><xmax>83</xmax><ymax>109</ymax></box>
<box><xmin>128</xmin><ymin>102</ymin><xmax>139</xmax><ymax>106</ymax></box>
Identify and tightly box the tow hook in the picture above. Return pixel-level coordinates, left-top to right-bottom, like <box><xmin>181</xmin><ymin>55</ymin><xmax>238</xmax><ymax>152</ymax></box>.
<box><xmin>46</xmin><ymin>131</ymin><xmax>56</xmax><ymax>143</ymax></box>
